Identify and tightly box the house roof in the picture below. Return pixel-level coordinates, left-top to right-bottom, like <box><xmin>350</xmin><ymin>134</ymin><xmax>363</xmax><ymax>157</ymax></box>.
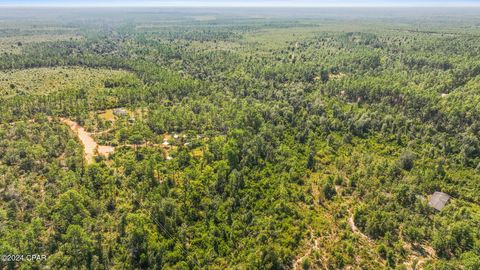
<box><xmin>428</xmin><ymin>192</ymin><xmax>451</xmax><ymax>211</ymax></box>
<box><xmin>113</xmin><ymin>108</ymin><xmax>128</xmax><ymax>116</ymax></box>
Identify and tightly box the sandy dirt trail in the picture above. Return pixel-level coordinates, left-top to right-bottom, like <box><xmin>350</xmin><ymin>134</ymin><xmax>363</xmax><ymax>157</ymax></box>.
<box><xmin>60</xmin><ymin>118</ymin><xmax>114</xmax><ymax>164</ymax></box>
<box><xmin>348</xmin><ymin>213</ymin><xmax>373</xmax><ymax>243</ymax></box>
<box><xmin>292</xmin><ymin>232</ymin><xmax>320</xmax><ymax>270</ymax></box>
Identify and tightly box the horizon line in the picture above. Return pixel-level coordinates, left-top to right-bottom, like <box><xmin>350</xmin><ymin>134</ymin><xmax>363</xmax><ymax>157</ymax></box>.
<box><xmin>1</xmin><ymin>5</ymin><xmax>480</xmax><ymax>8</ymax></box>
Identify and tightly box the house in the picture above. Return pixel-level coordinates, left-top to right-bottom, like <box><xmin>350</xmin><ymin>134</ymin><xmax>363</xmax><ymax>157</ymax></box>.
<box><xmin>428</xmin><ymin>192</ymin><xmax>451</xmax><ymax>211</ymax></box>
<box><xmin>113</xmin><ymin>108</ymin><xmax>128</xmax><ymax>117</ymax></box>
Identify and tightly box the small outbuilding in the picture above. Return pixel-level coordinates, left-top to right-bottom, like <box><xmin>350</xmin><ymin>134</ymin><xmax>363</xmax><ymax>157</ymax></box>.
<box><xmin>428</xmin><ymin>192</ymin><xmax>451</xmax><ymax>211</ymax></box>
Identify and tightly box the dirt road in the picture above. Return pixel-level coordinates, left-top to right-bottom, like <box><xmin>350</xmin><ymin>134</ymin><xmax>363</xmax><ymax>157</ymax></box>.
<box><xmin>60</xmin><ymin>118</ymin><xmax>114</xmax><ymax>164</ymax></box>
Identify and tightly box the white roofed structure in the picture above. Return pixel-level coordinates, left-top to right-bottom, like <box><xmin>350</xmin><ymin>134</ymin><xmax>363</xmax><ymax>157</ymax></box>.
<box><xmin>428</xmin><ymin>192</ymin><xmax>451</xmax><ymax>211</ymax></box>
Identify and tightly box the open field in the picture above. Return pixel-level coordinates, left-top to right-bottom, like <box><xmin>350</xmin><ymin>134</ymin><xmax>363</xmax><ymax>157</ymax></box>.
<box><xmin>0</xmin><ymin>67</ymin><xmax>138</xmax><ymax>98</ymax></box>
<box><xmin>0</xmin><ymin>34</ymin><xmax>81</xmax><ymax>54</ymax></box>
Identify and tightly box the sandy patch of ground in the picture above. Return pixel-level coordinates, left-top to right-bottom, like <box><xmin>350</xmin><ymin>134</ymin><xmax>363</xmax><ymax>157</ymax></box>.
<box><xmin>60</xmin><ymin>118</ymin><xmax>114</xmax><ymax>164</ymax></box>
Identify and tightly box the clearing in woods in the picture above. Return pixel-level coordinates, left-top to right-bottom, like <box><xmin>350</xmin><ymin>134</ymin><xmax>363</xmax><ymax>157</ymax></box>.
<box><xmin>60</xmin><ymin>118</ymin><xmax>114</xmax><ymax>164</ymax></box>
<box><xmin>0</xmin><ymin>67</ymin><xmax>138</xmax><ymax>98</ymax></box>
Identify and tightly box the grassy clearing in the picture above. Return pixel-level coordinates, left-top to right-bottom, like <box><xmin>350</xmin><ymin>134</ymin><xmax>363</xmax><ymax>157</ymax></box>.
<box><xmin>98</xmin><ymin>109</ymin><xmax>116</xmax><ymax>122</ymax></box>
<box><xmin>243</xmin><ymin>27</ymin><xmax>319</xmax><ymax>49</ymax></box>
<box><xmin>0</xmin><ymin>34</ymin><xmax>81</xmax><ymax>54</ymax></box>
<box><xmin>0</xmin><ymin>67</ymin><xmax>137</xmax><ymax>98</ymax></box>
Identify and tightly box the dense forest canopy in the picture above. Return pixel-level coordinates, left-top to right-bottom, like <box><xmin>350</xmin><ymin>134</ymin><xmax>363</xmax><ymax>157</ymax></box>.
<box><xmin>0</xmin><ymin>7</ymin><xmax>479</xmax><ymax>270</ymax></box>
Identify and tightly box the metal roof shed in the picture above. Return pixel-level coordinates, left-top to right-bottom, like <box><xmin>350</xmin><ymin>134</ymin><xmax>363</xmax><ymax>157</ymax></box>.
<box><xmin>113</xmin><ymin>108</ymin><xmax>128</xmax><ymax>116</ymax></box>
<box><xmin>428</xmin><ymin>192</ymin><xmax>451</xmax><ymax>211</ymax></box>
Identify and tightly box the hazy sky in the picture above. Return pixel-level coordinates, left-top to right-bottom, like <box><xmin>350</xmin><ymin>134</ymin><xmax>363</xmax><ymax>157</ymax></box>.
<box><xmin>1</xmin><ymin>0</ymin><xmax>479</xmax><ymax>7</ymax></box>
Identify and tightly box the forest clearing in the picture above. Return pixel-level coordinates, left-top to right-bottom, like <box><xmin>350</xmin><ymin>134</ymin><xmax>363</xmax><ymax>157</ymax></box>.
<box><xmin>60</xmin><ymin>118</ymin><xmax>114</xmax><ymax>164</ymax></box>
